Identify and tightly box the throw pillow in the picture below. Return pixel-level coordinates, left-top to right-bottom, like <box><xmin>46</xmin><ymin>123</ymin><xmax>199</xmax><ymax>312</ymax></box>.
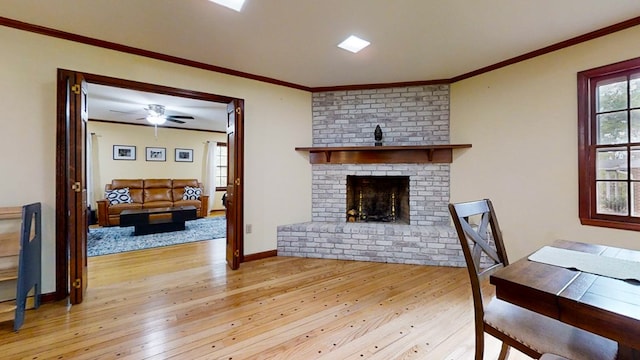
<box><xmin>105</xmin><ymin>188</ymin><xmax>133</xmax><ymax>205</ymax></box>
<box><xmin>183</xmin><ymin>186</ymin><xmax>202</xmax><ymax>200</ymax></box>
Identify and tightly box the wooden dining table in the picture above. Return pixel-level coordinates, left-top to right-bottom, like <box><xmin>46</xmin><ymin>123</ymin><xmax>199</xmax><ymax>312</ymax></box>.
<box><xmin>490</xmin><ymin>239</ymin><xmax>640</xmax><ymax>359</ymax></box>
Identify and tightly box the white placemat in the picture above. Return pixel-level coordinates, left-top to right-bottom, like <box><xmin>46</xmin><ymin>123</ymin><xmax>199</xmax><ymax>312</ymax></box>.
<box><xmin>528</xmin><ymin>246</ymin><xmax>640</xmax><ymax>282</ymax></box>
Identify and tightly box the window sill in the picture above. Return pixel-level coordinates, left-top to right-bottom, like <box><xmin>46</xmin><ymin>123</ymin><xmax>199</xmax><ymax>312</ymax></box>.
<box><xmin>580</xmin><ymin>217</ymin><xmax>640</xmax><ymax>232</ymax></box>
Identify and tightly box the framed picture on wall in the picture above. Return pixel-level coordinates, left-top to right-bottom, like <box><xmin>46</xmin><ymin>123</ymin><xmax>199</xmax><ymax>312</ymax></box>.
<box><xmin>113</xmin><ymin>145</ymin><xmax>136</xmax><ymax>160</ymax></box>
<box><xmin>145</xmin><ymin>147</ymin><xmax>166</xmax><ymax>161</ymax></box>
<box><xmin>175</xmin><ymin>148</ymin><xmax>194</xmax><ymax>162</ymax></box>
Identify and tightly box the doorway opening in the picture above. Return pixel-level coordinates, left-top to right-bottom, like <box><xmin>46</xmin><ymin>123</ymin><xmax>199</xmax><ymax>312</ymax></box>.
<box><xmin>56</xmin><ymin>69</ymin><xmax>245</xmax><ymax>304</ymax></box>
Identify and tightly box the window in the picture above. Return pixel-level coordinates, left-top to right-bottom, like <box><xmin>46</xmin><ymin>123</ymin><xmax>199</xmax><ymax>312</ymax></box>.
<box><xmin>215</xmin><ymin>143</ymin><xmax>227</xmax><ymax>191</ymax></box>
<box><xmin>578</xmin><ymin>57</ymin><xmax>640</xmax><ymax>231</ymax></box>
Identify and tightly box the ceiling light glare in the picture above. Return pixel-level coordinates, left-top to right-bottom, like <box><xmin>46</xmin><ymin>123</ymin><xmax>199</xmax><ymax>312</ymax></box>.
<box><xmin>210</xmin><ymin>0</ymin><xmax>245</xmax><ymax>12</ymax></box>
<box><xmin>338</xmin><ymin>35</ymin><xmax>370</xmax><ymax>53</ymax></box>
<box><xmin>146</xmin><ymin>115</ymin><xmax>166</xmax><ymax>125</ymax></box>
<box><xmin>146</xmin><ymin>104</ymin><xmax>166</xmax><ymax>125</ymax></box>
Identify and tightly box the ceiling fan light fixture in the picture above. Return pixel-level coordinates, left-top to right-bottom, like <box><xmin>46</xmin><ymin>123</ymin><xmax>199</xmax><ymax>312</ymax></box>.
<box><xmin>146</xmin><ymin>104</ymin><xmax>166</xmax><ymax>125</ymax></box>
<box><xmin>338</xmin><ymin>35</ymin><xmax>370</xmax><ymax>53</ymax></box>
<box><xmin>146</xmin><ymin>115</ymin><xmax>166</xmax><ymax>125</ymax></box>
<box><xmin>209</xmin><ymin>0</ymin><xmax>245</xmax><ymax>12</ymax></box>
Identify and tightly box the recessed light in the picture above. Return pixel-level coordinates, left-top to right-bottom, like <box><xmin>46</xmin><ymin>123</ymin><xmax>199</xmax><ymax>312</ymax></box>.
<box><xmin>210</xmin><ymin>0</ymin><xmax>245</xmax><ymax>12</ymax></box>
<box><xmin>337</xmin><ymin>35</ymin><xmax>370</xmax><ymax>53</ymax></box>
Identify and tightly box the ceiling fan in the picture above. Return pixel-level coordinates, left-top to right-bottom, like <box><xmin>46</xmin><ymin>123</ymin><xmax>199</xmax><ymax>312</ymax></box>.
<box><xmin>109</xmin><ymin>104</ymin><xmax>194</xmax><ymax>125</ymax></box>
<box><xmin>142</xmin><ymin>104</ymin><xmax>194</xmax><ymax>125</ymax></box>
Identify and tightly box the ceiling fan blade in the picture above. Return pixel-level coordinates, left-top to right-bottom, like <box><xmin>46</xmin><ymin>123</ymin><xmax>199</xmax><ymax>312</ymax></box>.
<box><xmin>167</xmin><ymin>115</ymin><xmax>194</xmax><ymax>119</ymax></box>
<box><xmin>166</xmin><ymin>118</ymin><xmax>186</xmax><ymax>124</ymax></box>
<box><xmin>110</xmin><ymin>109</ymin><xmax>145</xmax><ymax>114</ymax></box>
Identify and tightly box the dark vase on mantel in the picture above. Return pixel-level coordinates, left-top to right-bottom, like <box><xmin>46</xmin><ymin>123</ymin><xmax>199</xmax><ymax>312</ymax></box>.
<box><xmin>374</xmin><ymin>125</ymin><xmax>383</xmax><ymax>146</ymax></box>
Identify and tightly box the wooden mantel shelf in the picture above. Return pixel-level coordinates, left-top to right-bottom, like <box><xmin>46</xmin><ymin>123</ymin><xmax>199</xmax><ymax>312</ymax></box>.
<box><xmin>295</xmin><ymin>144</ymin><xmax>472</xmax><ymax>164</ymax></box>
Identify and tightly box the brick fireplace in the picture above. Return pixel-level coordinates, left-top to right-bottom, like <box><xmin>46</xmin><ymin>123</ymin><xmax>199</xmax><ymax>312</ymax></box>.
<box><xmin>277</xmin><ymin>85</ymin><xmax>467</xmax><ymax>267</ymax></box>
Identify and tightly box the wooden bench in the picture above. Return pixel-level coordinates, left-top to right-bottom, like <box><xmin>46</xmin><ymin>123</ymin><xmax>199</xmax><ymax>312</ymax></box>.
<box><xmin>0</xmin><ymin>203</ymin><xmax>41</xmax><ymax>331</ymax></box>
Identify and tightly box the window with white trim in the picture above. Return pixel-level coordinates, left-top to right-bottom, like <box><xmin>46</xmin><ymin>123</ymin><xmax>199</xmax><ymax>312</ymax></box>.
<box><xmin>215</xmin><ymin>143</ymin><xmax>227</xmax><ymax>191</ymax></box>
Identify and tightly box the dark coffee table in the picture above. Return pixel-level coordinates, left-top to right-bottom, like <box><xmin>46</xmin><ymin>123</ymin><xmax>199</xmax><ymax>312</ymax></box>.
<box><xmin>119</xmin><ymin>206</ymin><xmax>197</xmax><ymax>235</ymax></box>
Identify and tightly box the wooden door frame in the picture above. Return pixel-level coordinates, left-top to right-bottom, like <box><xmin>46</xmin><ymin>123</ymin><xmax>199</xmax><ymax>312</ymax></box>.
<box><xmin>55</xmin><ymin>69</ymin><xmax>245</xmax><ymax>300</ymax></box>
<box><xmin>225</xmin><ymin>100</ymin><xmax>244</xmax><ymax>269</ymax></box>
<box><xmin>57</xmin><ymin>70</ymin><xmax>90</xmax><ymax>303</ymax></box>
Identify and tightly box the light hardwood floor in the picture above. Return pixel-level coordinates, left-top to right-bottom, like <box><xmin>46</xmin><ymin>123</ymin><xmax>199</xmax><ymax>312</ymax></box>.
<box><xmin>0</xmin><ymin>240</ymin><xmax>532</xmax><ymax>359</ymax></box>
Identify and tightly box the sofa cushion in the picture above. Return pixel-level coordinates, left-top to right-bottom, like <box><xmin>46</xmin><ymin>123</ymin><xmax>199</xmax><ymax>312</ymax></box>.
<box><xmin>108</xmin><ymin>202</ymin><xmax>143</xmax><ymax>215</ymax></box>
<box><xmin>109</xmin><ymin>180</ymin><xmax>144</xmax><ymax>203</ymax></box>
<box><xmin>142</xmin><ymin>201</ymin><xmax>173</xmax><ymax>209</ymax></box>
<box><xmin>128</xmin><ymin>188</ymin><xmax>144</xmax><ymax>203</ymax></box>
<box><xmin>183</xmin><ymin>186</ymin><xmax>202</xmax><ymax>200</ymax></box>
<box><xmin>144</xmin><ymin>179</ymin><xmax>172</xmax><ymax>188</ymax></box>
<box><xmin>144</xmin><ymin>188</ymin><xmax>172</xmax><ymax>203</ymax></box>
<box><xmin>173</xmin><ymin>179</ymin><xmax>200</xmax><ymax>201</ymax></box>
<box><xmin>105</xmin><ymin>188</ymin><xmax>133</xmax><ymax>205</ymax></box>
<box><xmin>173</xmin><ymin>179</ymin><xmax>199</xmax><ymax>188</ymax></box>
<box><xmin>174</xmin><ymin>199</ymin><xmax>201</xmax><ymax>209</ymax></box>
<box><xmin>112</xmin><ymin>179</ymin><xmax>143</xmax><ymax>189</ymax></box>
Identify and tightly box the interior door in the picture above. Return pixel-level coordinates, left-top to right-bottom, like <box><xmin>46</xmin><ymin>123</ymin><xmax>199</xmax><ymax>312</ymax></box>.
<box><xmin>226</xmin><ymin>99</ymin><xmax>244</xmax><ymax>269</ymax></box>
<box><xmin>65</xmin><ymin>72</ymin><xmax>89</xmax><ymax>304</ymax></box>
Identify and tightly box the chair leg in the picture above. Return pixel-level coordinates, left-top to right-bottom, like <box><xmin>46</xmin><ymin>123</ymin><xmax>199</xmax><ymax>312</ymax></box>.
<box><xmin>475</xmin><ymin>335</ymin><xmax>484</xmax><ymax>360</ymax></box>
<box><xmin>498</xmin><ymin>342</ymin><xmax>510</xmax><ymax>360</ymax></box>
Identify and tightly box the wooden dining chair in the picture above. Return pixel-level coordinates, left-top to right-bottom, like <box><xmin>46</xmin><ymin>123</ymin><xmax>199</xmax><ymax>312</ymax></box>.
<box><xmin>448</xmin><ymin>199</ymin><xmax>618</xmax><ymax>360</ymax></box>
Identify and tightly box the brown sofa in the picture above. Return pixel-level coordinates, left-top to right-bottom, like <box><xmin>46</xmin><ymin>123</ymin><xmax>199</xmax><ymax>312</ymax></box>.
<box><xmin>96</xmin><ymin>179</ymin><xmax>209</xmax><ymax>226</ymax></box>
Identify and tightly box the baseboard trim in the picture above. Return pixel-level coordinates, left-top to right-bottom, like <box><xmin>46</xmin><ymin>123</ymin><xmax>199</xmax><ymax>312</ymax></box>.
<box><xmin>243</xmin><ymin>250</ymin><xmax>277</xmax><ymax>262</ymax></box>
<box><xmin>40</xmin><ymin>292</ymin><xmax>60</xmax><ymax>303</ymax></box>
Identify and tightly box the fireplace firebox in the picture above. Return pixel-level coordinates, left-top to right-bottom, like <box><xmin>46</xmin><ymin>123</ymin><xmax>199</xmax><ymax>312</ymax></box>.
<box><xmin>346</xmin><ymin>175</ymin><xmax>410</xmax><ymax>224</ymax></box>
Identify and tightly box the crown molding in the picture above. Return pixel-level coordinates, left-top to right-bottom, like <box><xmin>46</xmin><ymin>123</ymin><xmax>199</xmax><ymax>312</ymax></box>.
<box><xmin>0</xmin><ymin>16</ymin><xmax>312</xmax><ymax>92</ymax></box>
<box><xmin>3</xmin><ymin>15</ymin><xmax>640</xmax><ymax>92</ymax></box>
<box><xmin>450</xmin><ymin>15</ymin><xmax>640</xmax><ymax>83</ymax></box>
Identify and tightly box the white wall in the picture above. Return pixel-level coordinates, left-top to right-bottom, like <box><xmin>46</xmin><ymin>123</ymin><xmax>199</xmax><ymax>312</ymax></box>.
<box><xmin>0</xmin><ymin>25</ymin><xmax>312</xmax><ymax>294</ymax></box>
<box><xmin>451</xmin><ymin>25</ymin><xmax>640</xmax><ymax>261</ymax></box>
<box><xmin>7</xmin><ymin>18</ymin><xmax>640</xmax><ymax>296</ymax></box>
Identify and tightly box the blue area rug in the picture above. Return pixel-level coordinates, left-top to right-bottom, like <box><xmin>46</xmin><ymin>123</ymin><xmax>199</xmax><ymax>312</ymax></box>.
<box><xmin>88</xmin><ymin>216</ymin><xmax>226</xmax><ymax>256</ymax></box>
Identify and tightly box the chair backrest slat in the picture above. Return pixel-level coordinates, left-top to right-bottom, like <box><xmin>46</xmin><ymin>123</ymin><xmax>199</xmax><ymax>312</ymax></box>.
<box><xmin>449</xmin><ymin>199</ymin><xmax>509</xmax><ymax>299</ymax></box>
<box><xmin>459</xmin><ymin>219</ymin><xmax>501</xmax><ymax>265</ymax></box>
<box><xmin>452</xmin><ymin>200</ymin><xmax>490</xmax><ymax>218</ymax></box>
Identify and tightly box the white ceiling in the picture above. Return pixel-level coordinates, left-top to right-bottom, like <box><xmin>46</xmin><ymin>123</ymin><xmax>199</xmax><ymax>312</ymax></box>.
<box><xmin>87</xmin><ymin>84</ymin><xmax>228</xmax><ymax>132</ymax></box>
<box><xmin>3</xmin><ymin>0</ymin><xmax>640</xmax><ymax>88</ymax></box>
<box><xmin>3</xmin><ymin>0</ymin><xmax>640</xmax><ymax>129</ymax></box>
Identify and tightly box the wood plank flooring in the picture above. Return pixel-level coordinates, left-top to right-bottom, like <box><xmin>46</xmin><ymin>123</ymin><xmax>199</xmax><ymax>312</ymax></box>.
<box><xmin>0</xmin><ymin>239</ymin><xmax>532</xmax><ymax>359</ymax></box>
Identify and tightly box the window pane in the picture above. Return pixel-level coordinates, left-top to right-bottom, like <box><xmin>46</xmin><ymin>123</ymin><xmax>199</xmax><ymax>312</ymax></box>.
<box><xmin>596</xmin><ymin>77</ymin><xmax>627</xmax><ymax>112</ymax></box>
<box><xmin>631</xmin><ymin>73</ymin><xmax>640</xmax><ymax>108</ymax></box>
<box><xmin>596</xmin><ymin>148</ymin><xmax>627</xmax><ymax>180</ymax></box>
<box><xmin>632</xmin><ymin>147</ymin><xmax>640</xmax><ymax>181</ymax></box>
<box><xmin>632</xmin><ymin>110</ymin><xmax>640</xmax><ymax>143</ymax></box>
<box><xmin>596</xmin><ymin>181</ymin><xmax>628</xmax><ymax>215</ymax></box>
<box><xmin>597</xmin><ymin>111</ymin><xmax>628</xmax><ymax>144</ymax></box>
<box><xmin>633</xmin><ymin>181</ymin><xmax>640</xmax><ymax>217</ymax></box>
<box><xmin>215</xmin><ymin>144</ymin><xmax>227</xmax><ymax>188</ymax></box>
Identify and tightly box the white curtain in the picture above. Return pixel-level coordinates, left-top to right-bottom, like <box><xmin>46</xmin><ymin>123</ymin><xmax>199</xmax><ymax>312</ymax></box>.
<box><xmin>203</xmin><ymin>141</ymin><xmax>219</xmax><ymax>211</ymax></box>
<box><xmin>86</xmin><ymin>132</ymin><xmax>93</xmax><ymax>208</ymax></box>
<box><xmin>87</xmin><ymin>133</ymin><xmax>101</xmax><ymax>211</ymax></box>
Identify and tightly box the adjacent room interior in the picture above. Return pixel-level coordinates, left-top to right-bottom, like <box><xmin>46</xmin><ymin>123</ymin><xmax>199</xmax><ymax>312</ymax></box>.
<box><xmin>85</xmin><ymin>83</ymin><xmax>229</xmax><ymax>259</ymax></box>
<box><xmin>1</xmin><ymin>1</ymin><xmax>640</xmax><ymax>359</ymax></box>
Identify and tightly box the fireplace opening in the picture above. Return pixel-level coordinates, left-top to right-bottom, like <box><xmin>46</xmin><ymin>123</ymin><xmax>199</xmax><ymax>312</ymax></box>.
<box><xmin>346</xmin><ymin>175</ymin><xmax>410</xmax><ymax>224</ymax></box>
